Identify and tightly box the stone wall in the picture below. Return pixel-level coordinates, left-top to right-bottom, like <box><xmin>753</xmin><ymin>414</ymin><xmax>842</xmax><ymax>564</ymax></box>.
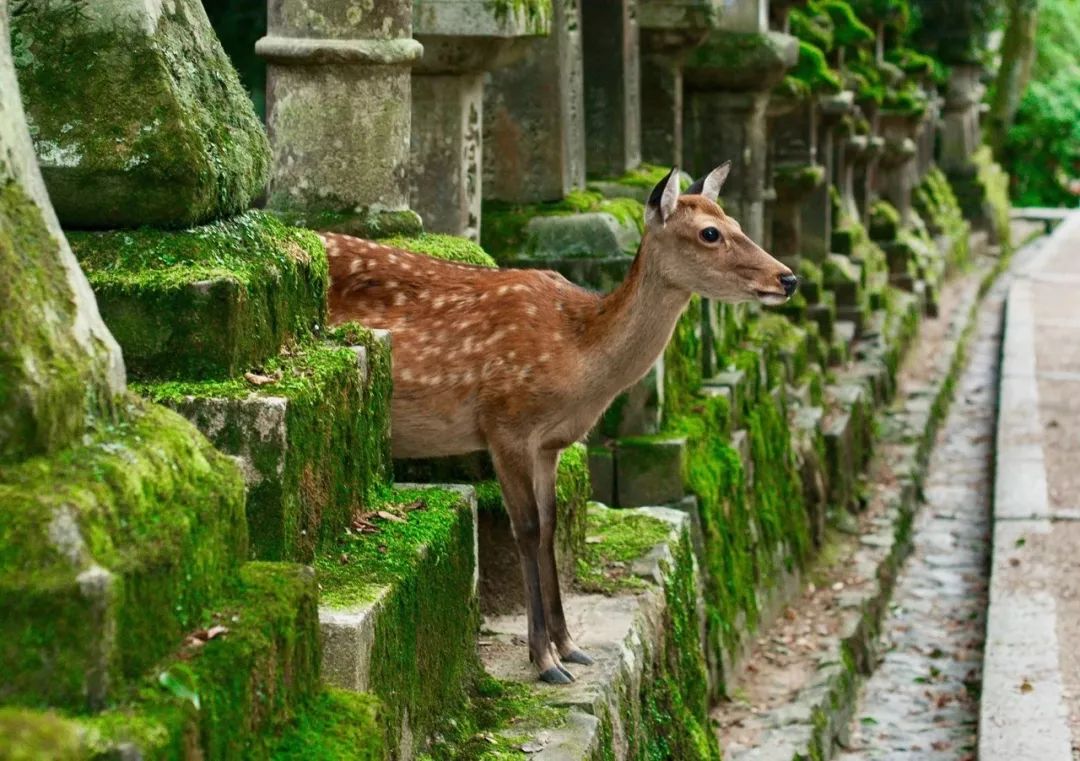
<box><xmin>0</xmin><ymin>0</ymin><xmax>1011</xmax><ymax>757</ymax></box>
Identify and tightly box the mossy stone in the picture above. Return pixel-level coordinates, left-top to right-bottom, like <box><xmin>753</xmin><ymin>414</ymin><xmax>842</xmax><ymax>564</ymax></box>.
<box><xmin>376</xmin><ymin>233</ymin><xmax>497</xmax><ymax>268</ymax></box>
<box><xmin>11</xmin><ymin>0</ymin><xmax>270</xmax><ymax>228</ymax></box>
<box><xmin>0</xmin><ymin>399</ymin><xmax>247</xmax><ymax>712</ymax></box>
<box><xmin>70</xmin><ymin>211</ymin><xmax>328</xmax><ymax>381</ymax></box>
<box><xmin>136</xmin><ymin>329</ymin><xmax>392</xmax><ymax>562</ymax></box>
<box><xmin>684</xmin><ymin>31</ymin><xmax>800</xmax><ymax>91</ymax></box>
<box><xmin>269</xmin><ymin>689</ymin><xmax>386</xmax><ymax>760</ymax></box>
<box><xmin>0</xmin><ymin>708</ymin><xmax>86</xmax><ymax>760</ymax></box>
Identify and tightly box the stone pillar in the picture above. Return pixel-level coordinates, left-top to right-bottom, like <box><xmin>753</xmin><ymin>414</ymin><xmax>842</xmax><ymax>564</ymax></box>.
<box><xmin>877</xmin><ymin>111</ymin><xmax>921</xmax><ymax>225</ymax></box>
<box><xmin>803</xmin><ymin>91</ymin><xmax>854</xmax><ymax>261</ymax></box>
<box><xmin>637</xmin><ymin>1</ymin><xmax>719</xmax><ymax>168</ymax></box>
<box><xmin>1</xmin><ymin>5</ymin><xmax>125</xmax><ymax>462</ymax></box>
<box><xmin>770</xmin><ymin>95</ymin><xmax>824</xmax><ymax>271</ymax></box>
<box><xmin>410</xmin><ymin>2</ymin><xmax>547</xmax><ymax>240</ymax></box>
<box><xmin>258</xmin><ymin>0</ymin><xmax>423</xmax><ymax>234</ymax></box>
<box><xmin>684</xmin><ymin>28</ymin><xmax>798</xmax><ymax>242</ymax></box>
<box><xmin>484</xmin><ymin>0</ymin><xmax>586</xmax><ymax>202</ymax></box>
<box><xmin>581</xmin><ymin>0</ymin><xmax>641</xmax><ymax>177</ymax></box>
<box><xmin>939</xmin><ymin>64</ymin><xmax>985</xmax><ymax>174</ymax></box>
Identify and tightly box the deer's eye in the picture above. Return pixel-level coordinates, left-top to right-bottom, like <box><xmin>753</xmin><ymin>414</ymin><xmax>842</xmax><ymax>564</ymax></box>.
<box><xmin>700</xmin><ymin>227</ymin><xmax>721</xmax><ymax>243</ymax></box>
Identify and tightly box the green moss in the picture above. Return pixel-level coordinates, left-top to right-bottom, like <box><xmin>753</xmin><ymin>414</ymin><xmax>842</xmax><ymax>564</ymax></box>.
<box><xmin>485</xmin><ymin>0</ymin><xmax>552</xmax><ymax>34</ymax></box>
<box><xmin>481</xmin><ymin>192</ymin><xmax>643</xmax><ymax>262</ymax></box>
<box><xmin>814</xmin><ymin>1</ymin><xmax>875</xmax><ymax>48</ymax></box>
<box><xmin>11</xmin><ymin>0</ymin><xmax>269</xmax><ymax>228</ymax></box>
<box><xmin>848</xmin><ymin>0</ymin><xmax>909</xmax><ymax>28</ymax></box>
<box><xmin>882</xmin><ymin>86</ymin><xmax>929</xmax><ymax>118</ymax></box>
<box><xmin>663</xmin><ymin>297</ymin><xmax>704</xmax><ymax>420</ymax></box>
<box><xmin>684</xmin><ymin>31</ymin><xmax>798</xmax><ymax>90</ymax></box>
<box><xmin>70</xmin><ymin>211</ymin><xmax>328</xmax><ymax>380</ymax></box>
<box><xmin>317</xmin><ymin>487</ymin><xmax>478</xmax><ymax>750</ymax></box>
<box><xmin>791</xmin><ymin>6</ymin><xmax>835</xmax><ymax>51</ymax></box>
<box><xmin>791</xmin><ymin>41</ymin><xmax>843</xmax><ymax>94</ymax></box>
<box><xmin>377</xmin><ymin>233</ymin><xmax>497</xmax><ymax>268</ymax></box>
<box><xmin>81</xmin><ymin>562</ymin><xmax>321</xmax><ymax>760</ymax></box>
<box><xmin>136</xmin><ymin>333</ymin><xmax>392</xmax><ymax>562</ymax></box>
<box><xmin>0</xmin><ymin>180</ymin><xmax>118</xmax><ymax>464</ymax></box>
<box><xmin>868</xmin><ymin>200</ymin><xmax>902</xmax><ymax>241</ymax></box>
<box><xmin>270</xmin><ymin>689</ymin><xmax>386</xmax><ymax>760</ymax></box>
<box><xmin>575</xmin><ymin>506</ymin><xmax>671</xmax><ymax>594</ymax></box>
<box><xmin>0</xmin><ymin>398</ymin><xmax>246</xmax><ymax>712</ymax></box>
<box><xmin>774</xmin><ymin>164</ymin><xmax>827</xmax><ymax>200</ymax></box>
<box><xmin>0</xmin><ymin>708</ymin><xmax>85</xmax><ymax>760</ymax></box>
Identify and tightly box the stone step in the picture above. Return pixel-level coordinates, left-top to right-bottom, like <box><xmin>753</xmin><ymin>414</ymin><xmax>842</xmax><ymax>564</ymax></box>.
<box><xmin>0</xmin><ymin>400</ymin><xmax>247</xmax><ymax>712</ymax></box>
<box><xmin>392</xmin><ymin>444</ymin><xmax>592</xmax><ymax>615</ymax></box>
<box><xmin>468</xmin><ymin>503</ymin><xmax>718</xmax><ymax>760</ymax></box>
<box><xmin>136</xmin><ymin>329</ymin><xmax>393</xmax><ymax>562</ymax></box>
<box><xmin>48</xmin><ymin>562</ymin><xmax>323</xmax><ymax>758</ymax></box>
<box><xmin>317</xmin><ymin>483</ymin><xmax>481</xmax><ymax>759</ymax></box>
<box><xmin>69</xmin><ymin>211</ymin><xmax>327</xmax><ymax>381</ymax></box>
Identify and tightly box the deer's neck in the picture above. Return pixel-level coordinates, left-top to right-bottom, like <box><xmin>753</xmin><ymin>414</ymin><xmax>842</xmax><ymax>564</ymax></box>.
<box><xmin>585</xmin><ymin>244</ymin><xmax>691</xmax><ymax>396</ymax></box>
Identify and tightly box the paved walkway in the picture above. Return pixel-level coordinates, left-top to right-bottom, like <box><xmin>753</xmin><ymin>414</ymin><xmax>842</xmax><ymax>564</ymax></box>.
<box><xmin>981</xmin><ymin>212</ymin><xmax>1080</xmax><ymax>761</ymax></box>
<box><xmin>838</xmin><ymin>250</ymin><xmax>1006</xmax><ymax>760</ymax></box>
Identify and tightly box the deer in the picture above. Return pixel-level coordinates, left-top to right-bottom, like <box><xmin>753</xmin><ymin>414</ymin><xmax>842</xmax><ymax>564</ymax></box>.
<box><xmin>325</xmin><ymin>164</ymin><xmax>798</xmax><ymax>684</ymax></box>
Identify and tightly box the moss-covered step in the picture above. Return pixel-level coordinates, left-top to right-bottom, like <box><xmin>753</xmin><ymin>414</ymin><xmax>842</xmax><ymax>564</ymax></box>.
<box><xmin>478</xmin><ymin>503</ymin><xmax>719</xmax><ymax>760</ymax></box>
<box><xmin>318</xmin><ymin>484</ymin><xmax>479</xmax><ymax>758</ymax></box>
<box><xmin>613</xmin><ymin>436</ymin><xmax>688</xmax><ymax>507</ymax></box>
<box><xmin>0</xmin><ymin>399</ymin><xmax>246</xmax><ymax>713</ymax></box>
<box><xmin>70</xmin><ymin>211</ymin><xmax>327</xmax><ymax>381</ymax></box>
<box><xmin>136</xmin><ymin>329</ymin><xmax>392</xmax><ymax>562</ymax></box>
<box><xmin>68</xmin><ymin>562</ymin><xmax>319</xmax><ymax>760</ymax></box>
<box><xmin>269</xmin><ymin>688</ymin><xmax>387</xmax><ymax>760</ymax></box>
<box><xmin>393</xmin><ymin>443</ymin><xmax>591</xmax><ymax>615</ymax></box>
<box><xmin>11</xmin><ymin>0</ymin><xmax>270</xmax><ymax>229</ymax></box>
<box><xmin>822</xmin><ymin>381</ymin><xmax>874</xmax><ymax>514</ymax></box>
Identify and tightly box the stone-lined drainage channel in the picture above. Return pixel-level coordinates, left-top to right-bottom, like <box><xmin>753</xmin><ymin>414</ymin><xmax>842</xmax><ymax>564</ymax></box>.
<box><xmin>836</xmin><ymin>274</ymin><xmax>1004</xmax><ymax>760</ymax></box>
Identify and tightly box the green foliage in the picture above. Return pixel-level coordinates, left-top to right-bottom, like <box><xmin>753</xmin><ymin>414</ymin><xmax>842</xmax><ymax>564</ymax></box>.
<box><xmin>814</xmin><ymin>0</ymin><xmax>876</xmax><ymax>48</ymax></box>
<box><xmin>791</xmin><ymin>6</ymin><xmax>835</xmax><ymax>51</ymax></box>
<box><xmin>378</xmin><ymin>233</ymin><xmax>498</xmax><ymax>268</ymax></box>
<box><xmin>1002</xmin><ymin>0</ymin><xmax>1080</xmax><ymax>207</ymax></box>
<box><xmin>791</xmin><ymin>41</ymin><xmax>844</xmax><ymax>94</ymax></box>
<box><xmin>909</xmin><ymin>0</ymin><xmax>1002</xmax><ymax>65</ymax></box>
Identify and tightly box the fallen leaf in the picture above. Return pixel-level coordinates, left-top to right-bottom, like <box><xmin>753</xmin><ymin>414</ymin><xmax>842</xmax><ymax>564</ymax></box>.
<box><xmin>339</xmin><ymin>553</ymin><xmax>350</xmax><ymax>565</ymax></box>
<box><xmin>204</xmin><ymin>625</ymin><xmax>229</xmax><ymax>641</ymax></box>
<box><xmin>375</xmin><ymin>510</ymin><xmax>406</xmax><ymax>523</ymax></box>
<box><xmin>401</xmin><ymin>499</ymin><xmax>426</xmax><ymax>512</ymax></box>
<box><xmin>1020</xmin><ymin>679</ymin><xmax>1034</xmax><ymax>693</ymax></box>
<box><xmin>585</xmin><ymin>535</ymin><xmax>604</xmax><ymax>544</ymax></box>
<box><xmin>931</xmin><ymin>740</ymin><xmax>952</xmax><ymax>751</ymax></box>
<box><xmin>378</xmin><ymin>545</ymin><xmax>388</xmax><ymax>554</ymax></box>
<box><xmin>244</xmin><ymin>371</ymin><xmax>279</xmax><ymax>386</ymax></box>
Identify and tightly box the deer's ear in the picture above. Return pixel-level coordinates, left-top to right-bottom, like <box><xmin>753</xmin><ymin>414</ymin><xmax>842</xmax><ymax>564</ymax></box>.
<box><xmin>686</xmin><ymin>162</ymin><xmax>731</xmax><ymax>202</ymax></box>
<box><xmin>645</xmin><ymin>167</ymin><xmax>681</xmax><ymax>228</ymax></box>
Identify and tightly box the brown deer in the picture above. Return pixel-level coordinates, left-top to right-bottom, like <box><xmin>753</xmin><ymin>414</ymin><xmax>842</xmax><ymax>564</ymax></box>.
<box><xmin>326</xmin><ymin>165</ymin><xmax>797</xmax><ymax>683</ymax></box>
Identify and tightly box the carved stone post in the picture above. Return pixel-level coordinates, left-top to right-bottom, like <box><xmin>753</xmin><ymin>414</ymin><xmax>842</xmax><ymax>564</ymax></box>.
<box><xmin>581</xmin><ymin>0</ymin><xmax>641</xmax><ymax>177</ymax></box>
<box><xmin>410</xmin><ymin>2</ymin><xmax>547</xmax><ymax>239</ymax></box>
<box><xmin>770</xmin><ymin>95</ymin><xmax>824</xmax><ymax>271</ymax></box>
<box><xmin>803</xmin><ymin>91</ymin><xmax>854</xmax><ymax>261</ymax></box>
<box><xmin>258</xmin><ymin>0</ymin><xmax>423</xmax><ymax>234</ymax></box>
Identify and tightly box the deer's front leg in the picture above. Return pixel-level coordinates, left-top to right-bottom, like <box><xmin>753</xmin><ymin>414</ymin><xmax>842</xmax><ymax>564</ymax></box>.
<box><xmin>535</xmin><ymin>448</ymin><xmax>593</xmax><ymax>667</ymax></box>
<box><xmin>490</xmin><ymin>442</ymin><xmax>574</xmax><ymax>684</ymax></box>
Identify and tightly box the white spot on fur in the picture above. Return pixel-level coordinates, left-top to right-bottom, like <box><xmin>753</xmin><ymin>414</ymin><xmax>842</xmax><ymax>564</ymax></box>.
<box><xmin>394</xmin><ymin>293</ymin><xmax>407</xmax><ymax>306</ymax></box>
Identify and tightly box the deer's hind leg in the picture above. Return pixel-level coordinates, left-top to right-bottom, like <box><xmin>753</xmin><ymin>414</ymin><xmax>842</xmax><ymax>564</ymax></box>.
<box><xmin>535</xmin><ymin>447</ymin><xmax>593</xmax><ymax>666</ymax></box>
<box><xmin>489</xmin><ymin>440</ymin><xmax>574</xmax><ymax>684</ymax></box>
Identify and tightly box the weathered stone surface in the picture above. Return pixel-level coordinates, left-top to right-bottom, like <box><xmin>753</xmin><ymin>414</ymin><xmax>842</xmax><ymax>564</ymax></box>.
<box><xmin>141</xmin><ymin>333</ymin><xmax>392</xmax><ymax>562</ymax></box>
<box><xmin>258</xmin><ymin>0</ymin><xmax>422</xmax><ymax>229</ymax></box>
<box><xmin>600</xmin><ymin>359</ymin><xmax>665</xmax><ymax>438</ymax></box>
<box><xmin>12</xmin><ymin>0</ymin><xmax>270</xmax><ymax>229</ymax></box>
<box><xmin>70</xmin><ymin>211</ymin><xmax>328</xmax><ymax>381</ymax></box>
<box><xmin>523</xmin><ymin>212</ymin><xmax>640</xmax><ymax>258</ymax></box>
<box><xmin>0</xmin><ymin>7</ymin><xmax>124</xmax><ymax>462</ymax></box>
<box><xmin>319</xmin><ymin>484</ymin><xmax>479</xmax><ymax>757</ymax></box>
<box><xmin>484</xmin><ymin>0</ymin><xmax>586</xmax><ymax>202</ymax></box>
<box><xmin>581</xmin><ymin>0</ymin><xmax>641</xmax><ymax>177</ymax></box>
<box><xmin>615</xmin><ymin>437</ymin><xmax>687</xmax><ymax>507</ymax></box>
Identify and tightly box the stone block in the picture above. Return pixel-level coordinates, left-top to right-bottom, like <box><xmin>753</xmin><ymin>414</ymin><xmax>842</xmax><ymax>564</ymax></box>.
<box><xmin>139</xmin><ymin>333</ymin><xmax>393</xmax><ymax>562</ymax></box>
<box><xmin>523</xmin><ymin>211</ymin><xmax>641</xmax><ymax>258</ymax></box>
<box><xmin>70</xmin><ymin>212</ymin><xmax>328</xmax><ymax>381</ymax></box>
<box><xmin>616</xmin><ymin>437</ymin><xmax>688</xmax><ymax>507</ymax></box>
<box><xmin>600</xmin><ymin>358</ymin><xmax>665</xmax><ymax>438</ymax></box>
<box><xmin>319</xmin><ymin>484</ymin><xmax>479</xmax><ymax>756</ymax></box>
<box><xmin>588</xmin><ymin>446</ymin><xmax>616</xmax><ymax>506</ymax></box>
<box><xmin>0</xmin><ymin>402</ymin><xmax>246</xmax><ymax>711</ymax></box>
<box><xmin>705</xmin><ymin>369</ymin><xmax>747</xmax><ymax>427</ymax></box>
<box><xmin>12</xmin><ymin>0</ymin><xmax>269</xmax><ymax>228</ymax></box>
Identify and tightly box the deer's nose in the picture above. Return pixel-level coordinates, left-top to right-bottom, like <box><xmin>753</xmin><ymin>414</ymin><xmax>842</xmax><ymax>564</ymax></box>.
<box><xmin>779</xmin><ymin>274</ymin><xmax>799</xmax><ymax>297</ymax></box>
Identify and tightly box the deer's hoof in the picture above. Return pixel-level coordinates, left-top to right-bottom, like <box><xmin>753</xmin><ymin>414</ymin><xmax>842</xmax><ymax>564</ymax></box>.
<box><xmin>562</xmin><ymin>649</ymin><xmax>594</xmax><ymax>666</ymax></box>
<box><xmin>539</xmin><ymin>666</ymin><xmax>574</xmax><ymax>685</ymax></box>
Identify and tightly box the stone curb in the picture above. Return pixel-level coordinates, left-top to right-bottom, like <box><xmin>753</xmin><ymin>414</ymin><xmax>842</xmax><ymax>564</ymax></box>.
<box><xmin>728</xmin><ymin>249</ymin><xmax>1001</xmax><ymax>761</ymax></box>
<box><xmin>978</xmin><ymin>217</ymin><xmax>1078</xmax><ymax>761</ymax></box>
